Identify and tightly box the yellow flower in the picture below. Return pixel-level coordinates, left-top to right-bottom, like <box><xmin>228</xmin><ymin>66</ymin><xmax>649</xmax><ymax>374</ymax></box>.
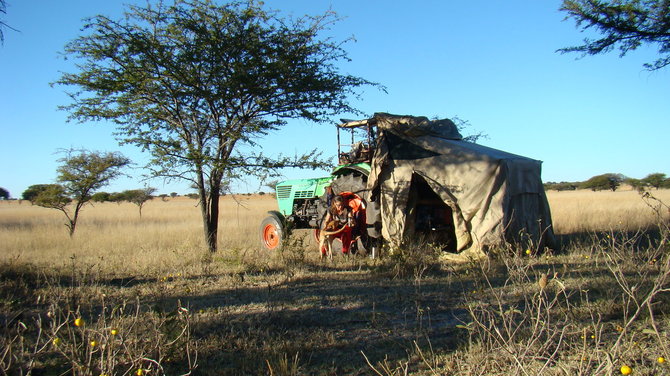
<box><xmin>52</xmin><ymin>337</ymin><xmax>61</xmax><ymax>346</ymax></box>
<box><xmin>90</xmin><ymin>340</ymin><xmax>97</xmax><ymax>348</ymax></box>
<box><xmin>525</xmin><ymin>249</ymin><xmax>531</xmax><ymax>255</ymax></box>
<box><xmin>620</xmin><ymin>365</ymin><xmax>632</xmax><ymax>375</ymax></box>
<box><xmin>136</xmin><ymin>369</ymin><xmax>144</xmax><ymax>376</ymax></box>
<box><xmin>110</xmin><ymin>328</ymin><xmax>118</xmax><ymax>336</ymax></box>
<box><xmin>659</xmin><ymin>357</ymin><xmax>666</xmax><ymax>364</ymax></box>
<box><xmin>74</xmin><ymin>318</ymin><xmax>84</xmax><ymax>327</ymax></box>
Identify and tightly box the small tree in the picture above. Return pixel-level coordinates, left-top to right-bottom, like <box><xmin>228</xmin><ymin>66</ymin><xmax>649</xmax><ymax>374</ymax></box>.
<box><xmin>91</xmin><ymin>191</ymin><xmax>111</xmax><ymax>202</ymax></box>
<box><xmin>264</xmin><ymin>180</ymin><xmax>280</xmax><ymax>195</ymax></box>
<box><xmin>642</xmin><ymin>172</ymin><xmax>667</xmax><ymax>190</ymax></box>
<box><xmin>108</xmin><ymin>192</ymin><xmax>126</xmax><ymax>204</ymax></box>
<box><xmin>625</xmin><ymin>178</ymin><xmax>646</xmax><ymax>192</ymax></box>
<box><xmin>580</xmin><ymin>173</ymin><xmax>624</xmax><ymax>191</ymax></box>
<box><xmin>22</xmin><ymin>184</ymin><xmax>53</xmax><ymax>202</ymax></box>
<box><xmin>32</xmin><ymin>150</ymin><xmax>130</xmax><ymax>236</ymax></box>
<box><xmin>0</xmin><ymin>187</ymin><xmax>9</xmax><ymax>200</ymax></box>
<box><xmin>170</xmin><ymin>192</ymin><xmax>178</xmax><ymax>198</ymax></box>
<box><xmin>122</xmin><ymin>187</ymin><xmax>156</xmax><ymax>217</ymax></box>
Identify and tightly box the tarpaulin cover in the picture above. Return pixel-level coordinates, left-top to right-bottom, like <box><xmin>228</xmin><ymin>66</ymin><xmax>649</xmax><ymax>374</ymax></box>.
<box><xmin>366</xmin><ymin>113</ymin><xmax>556</xmax><ymax>261</ymax></box>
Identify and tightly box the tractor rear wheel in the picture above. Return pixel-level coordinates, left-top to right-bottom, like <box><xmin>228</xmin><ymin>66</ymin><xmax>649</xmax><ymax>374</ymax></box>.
<box><xmin>260</xmin><ymin>215</ymin><xmax>284</xmax><ymax>250</ymax></box>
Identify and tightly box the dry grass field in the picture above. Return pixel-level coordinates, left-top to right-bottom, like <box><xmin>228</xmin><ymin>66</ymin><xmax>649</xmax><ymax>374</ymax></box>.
<box><xmin>547</xmin><ymin>188</ymin><xmax>670</xmax><ymax>234</ymax></box>
<box><xmin>1</xmin><ymin>189</ymin><xmax>669</xmax><ymax>375</ymax></box>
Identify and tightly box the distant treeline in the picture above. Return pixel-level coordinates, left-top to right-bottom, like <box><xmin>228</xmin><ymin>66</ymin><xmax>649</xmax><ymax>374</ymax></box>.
<box><xmin>544</xmin><ymin>173</ymin><xmax>670</xmax><ymax>192</ymax></box>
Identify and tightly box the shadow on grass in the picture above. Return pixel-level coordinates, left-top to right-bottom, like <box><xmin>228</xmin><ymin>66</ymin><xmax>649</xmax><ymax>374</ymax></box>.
<box><xmin>155</xmin><ymin>271</ymin><xmax>467</xmax><ymax>375</ymax></box>
<box><xmin>554</xmin><ymin>226</ymin><xmax>664</xmax><ymax>252</ymax></box>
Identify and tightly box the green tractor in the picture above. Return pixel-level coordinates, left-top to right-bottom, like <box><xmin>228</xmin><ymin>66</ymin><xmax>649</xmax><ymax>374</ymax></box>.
<box><xmin>259</xmin><ymin>118</ymin><xmax>381</xmax><ymax>255</ymax></box>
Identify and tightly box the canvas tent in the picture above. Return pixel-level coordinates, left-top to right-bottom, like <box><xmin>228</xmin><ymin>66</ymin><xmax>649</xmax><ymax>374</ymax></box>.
<box><xmin>365</xmin><ymin>113</ymin><xmax>556</xmax><ymax>260</ymax></box>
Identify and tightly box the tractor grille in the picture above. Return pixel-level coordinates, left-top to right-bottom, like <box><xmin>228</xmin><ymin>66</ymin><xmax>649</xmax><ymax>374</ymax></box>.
<box><xmin>294</xmin><ymin>190</ymin><xmax>314</xmax><ymax>199</ymax></box>
<box><xmin>276</xmin><ymin>186</ymin><xmax>292</xmax><ymax>199</ymax></box>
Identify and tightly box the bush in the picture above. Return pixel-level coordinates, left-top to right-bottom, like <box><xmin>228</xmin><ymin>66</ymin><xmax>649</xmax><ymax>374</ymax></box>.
<box><xmin>580</xmin><ymin>173</ymin><xmax>624</xmax><ymax>191</ymax></box>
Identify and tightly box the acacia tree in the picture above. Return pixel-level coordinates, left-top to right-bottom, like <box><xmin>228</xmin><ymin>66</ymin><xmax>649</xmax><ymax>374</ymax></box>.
<box><xmin>31</xmin><ymin>150</ymin><xmax>130</xmax><ymax>236</ymax></box>
<box><xmin>559</xmin><ymin>0</ymin><xmax>670</xmax><ymax>70</ymax></box>
<box><xmin>642</xmin><ymin>172</ymin><xmax>667</xmax><ymax>189</ymax></box>
<box><xmin>580</xmin><ymin>173</ymin><xmax>624</xmax><ymax>191</ymax></box>
<box><xmin>122</xmin><ymin>187</ymin><xmax>157</xmax><ymax>217</ymax></box>
<box><xmin>0</xmin><ymin>187</ymin><xmax>9</xmax><ymax>200</ymax></box>
<box><xmin>55</xmin><ymin>0</ymin><xmax>377</xmax><ymax>252</ymax></box>
<box><xmin>22</xmin><ymin>184</ymin><xmax>54</xmax><ymax>202</ymax></box>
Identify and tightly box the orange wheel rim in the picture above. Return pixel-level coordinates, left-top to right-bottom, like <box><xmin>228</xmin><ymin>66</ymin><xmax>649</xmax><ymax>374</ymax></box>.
<box><xmin>263</xmin><ymin>224</ymin><xmax>280</xmax><ymax>249</ymax></box>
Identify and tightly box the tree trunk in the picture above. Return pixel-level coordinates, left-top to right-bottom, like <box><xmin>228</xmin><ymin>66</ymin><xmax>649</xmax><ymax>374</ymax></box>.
<box><xmin>198</xmin><ymin>185</ymin><xmax>220</xmax><ymax>253</ymax></box>
<box><xmin>63</xmin><ymin>203</ymin><xmax>82</xmax><ymax>238</ymax></box>
<box><xmin>207</xmin><ymin>191</ymin><xmax>220</xmax><ymax>252</ymax></box>
<box><xmin>68</xmin><ymin>208</ymin><xmax>80</xmax><ymax>238</ymax></box>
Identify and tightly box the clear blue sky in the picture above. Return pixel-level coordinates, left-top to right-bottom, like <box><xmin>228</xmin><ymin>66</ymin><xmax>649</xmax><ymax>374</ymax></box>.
<box><xmin>1</xmin><ymin>1</ymin><xmax>668</xmax><ymax>198</ymax></box>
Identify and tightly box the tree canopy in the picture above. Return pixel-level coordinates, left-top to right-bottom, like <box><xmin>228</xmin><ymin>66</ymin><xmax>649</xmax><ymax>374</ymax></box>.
<box><xmin>579</xmin><ymin>173</ymin><xmax>625</xmax><ymax>191</ymax></box>
<box><xmin>559</xmin><ymin>0</ymin><xmax>670</xmax><ymax>70</ymax></box>
<box><xmin>55</xmin><ymin>0</ymin><xmax>378</xmax><ymax>251</ymax></box>
<box><xmin>0</xmin><ymin>187</ymin><xmax>9</xmax><ymax>200</ymax></box>
<box><xmin>642</xmin><ymin>172</ymin><xmax>668</xmax><ymax>189</ymax></box>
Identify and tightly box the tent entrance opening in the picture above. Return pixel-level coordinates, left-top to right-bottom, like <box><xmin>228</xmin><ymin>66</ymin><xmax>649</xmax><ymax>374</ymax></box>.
<box><xmin>408</xmin><ymin>175</ymin><xmax>457</xmax><ymax>252</ymax></box>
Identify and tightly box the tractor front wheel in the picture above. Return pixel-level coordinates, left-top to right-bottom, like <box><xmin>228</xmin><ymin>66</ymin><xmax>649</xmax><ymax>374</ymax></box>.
<box><xmin>260</xmin><ymin>215</ymin><xmax>284</xmax><ymax>250</ymax></box>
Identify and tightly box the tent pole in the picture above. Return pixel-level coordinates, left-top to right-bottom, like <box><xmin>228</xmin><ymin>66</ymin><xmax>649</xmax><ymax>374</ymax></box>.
<box><xmin>337</xmin><ymin>126</ymin><xmax>341</xmax><ymax>163</ymax></box>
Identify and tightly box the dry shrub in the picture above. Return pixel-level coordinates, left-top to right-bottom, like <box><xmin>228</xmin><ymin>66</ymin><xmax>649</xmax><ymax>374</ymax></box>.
<box><xmin>408</xmin><ymin>228</ymin><xmax>669</xmax><ymax>375</ymax></box>
<box><xmin>375</xmin><ymin>238</ymin><xmax>442</xmax><ymax>282</ymax></box>
<box><xmin>0</xmin><ymin>263</ymin><xmax>197</xmax><ymax>375</ymax></box>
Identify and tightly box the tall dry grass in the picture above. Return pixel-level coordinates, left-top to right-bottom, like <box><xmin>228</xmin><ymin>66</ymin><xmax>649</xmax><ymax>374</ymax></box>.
<box><xmin>2</xmin><ymin>189</ymin><xmax>669</xmax><ymax>271</ymax></box>
<box><xmin>546</xmin><ymin>188</ymin><xmax>670</xmax><ymax>234</ymax></box>
<box><xmin>0</xmin><ymin>196</ymin><xmax>276</xmax><ymax>275</ymax></box>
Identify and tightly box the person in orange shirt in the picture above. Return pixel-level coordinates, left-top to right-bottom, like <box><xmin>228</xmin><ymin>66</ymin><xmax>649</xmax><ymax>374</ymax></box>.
<box><xmin>322</xmin><ymin>192</ymin><xmax>367</xmax><ymax>256</ymax></box>
<box><xmin>321</xmin><ymin>195</ymin><xmax>354</xmax><ymax>255</ymax></box>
